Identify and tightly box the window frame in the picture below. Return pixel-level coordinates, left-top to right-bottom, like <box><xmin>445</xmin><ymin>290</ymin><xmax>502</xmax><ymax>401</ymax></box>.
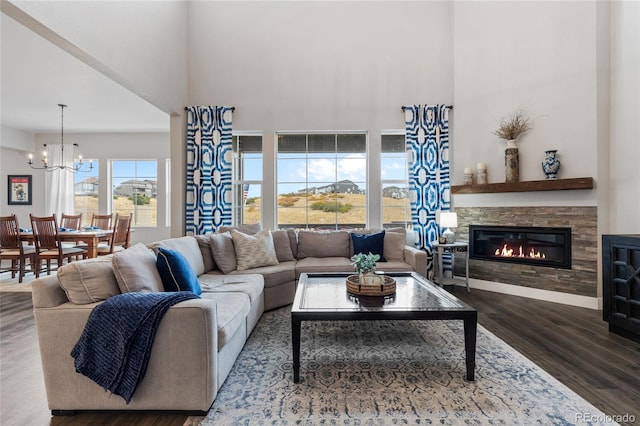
<box><xmin>380</xmin><ymin>130</ymin><xmax>411</xmax><ymax>229</ymax></box>
<box><xmin>109</xmin><ymin>159</ymin><xmax>158</xmax><ymax>228</ymax></box>
<box><xmin>275</xmin><ymin>130</ymin><xmax>368</xmax><ymax>230</ymax></box>
<box><xmin>232</xmin><ymin>132</ymin><xmax>263</xmax><ymax>227</ymax></box>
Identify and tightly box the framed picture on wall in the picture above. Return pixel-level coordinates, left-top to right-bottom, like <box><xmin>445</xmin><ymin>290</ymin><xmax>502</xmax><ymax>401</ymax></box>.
<box><xmin>8</xmin><ymin>175</ymin><xmax>32</xmax><ymax>205</ymax></box>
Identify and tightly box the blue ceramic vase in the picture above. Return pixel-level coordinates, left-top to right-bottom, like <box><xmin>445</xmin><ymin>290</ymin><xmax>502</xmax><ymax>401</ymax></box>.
<box><xmin>542</xmin><ymin>150</ymin><xmax>561</xmax><ymax>179</ymax></box>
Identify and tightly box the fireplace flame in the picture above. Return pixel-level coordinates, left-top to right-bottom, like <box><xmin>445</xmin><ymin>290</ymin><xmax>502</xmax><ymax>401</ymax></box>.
<box><xmin>494</xmin><ymin>244</ymin><xmax>546</xmax><ymax>259</ymax></box>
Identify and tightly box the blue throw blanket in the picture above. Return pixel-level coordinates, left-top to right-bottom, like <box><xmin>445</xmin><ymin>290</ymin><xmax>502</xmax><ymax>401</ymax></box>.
<box><xmin>71</xmin><ymin>291</ymin><xmax>199</xmax><ymax>403</ymax></box>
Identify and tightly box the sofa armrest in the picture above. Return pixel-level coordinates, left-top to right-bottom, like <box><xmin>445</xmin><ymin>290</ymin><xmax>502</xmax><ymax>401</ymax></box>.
<box><xmin>403</xmin><ymin>245</ymin><xmax>427</xmax><ymax>277</ymax></box>
<box><xmin>32</xmin><ymin>275</ymin><xmax>69</xmax><ymax>308</ymax></box>
<box><xmin>34</xmin><ymin>298</ymin><xmax>219</xmax><ymax>411</ymax></box>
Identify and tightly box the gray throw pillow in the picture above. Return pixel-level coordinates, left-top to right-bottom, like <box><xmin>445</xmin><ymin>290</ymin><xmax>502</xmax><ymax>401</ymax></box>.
<box><xmin>210</xmin><ymin>232</ymin><xmax>237</xmax><ymax>274</ymax></box>
<box><xmin>231</xmin><ymin>229</ymin><xmax>279</xmax><ymax>271</ymax></box>
<box><xmin>271</xmin><ymin>229</ymin><xmax>295</xmax><ymax>262</ymax></box>
<box><xmin>297</xmin><ymin>230</ymin><xmax>350</xmax><ymax>259</ymax></box>
<box><xmin>384</xmin><ymin>231</ymin><xmax>406</xmax><ymax>262</ymax></box>
<box><xmin>195</xmin><ymin>234</ymin><xmax>217</xmax><ymax>272</ymax></box>
<box><xmin>112</xmin><ymin>243</ymin><xmax>163</xmax><ymax>293</ymax></box>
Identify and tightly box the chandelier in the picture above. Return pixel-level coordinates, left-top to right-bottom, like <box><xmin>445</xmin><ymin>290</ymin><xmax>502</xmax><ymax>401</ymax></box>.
<box><xmin>28</xmin><ymin>104</ymin><xmax>93</xmax><ymax>173</ymax></box>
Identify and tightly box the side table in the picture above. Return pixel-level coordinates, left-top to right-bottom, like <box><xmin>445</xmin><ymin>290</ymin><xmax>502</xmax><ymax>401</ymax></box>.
<box><xmin>432</xmin><ymin>242</ymin><xmax>470</xmax><ymax>293</ymax></box>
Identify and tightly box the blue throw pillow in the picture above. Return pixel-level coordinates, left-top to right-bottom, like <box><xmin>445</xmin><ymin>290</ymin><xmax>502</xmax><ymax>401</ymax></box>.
<box><xmin>351</xmin><ymin>231</ymin><xmax>386</xmax><ymax>262</ymax></box>
<box><xmin>156</xmin><ymin>247</ymin><xmax>202</xmax><ymax>295</ymax></box>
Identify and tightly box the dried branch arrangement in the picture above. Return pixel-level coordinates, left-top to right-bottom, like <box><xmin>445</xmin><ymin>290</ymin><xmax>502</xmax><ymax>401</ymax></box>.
<box><xmin>493</xmin><ymin>111</ymin><xmax>533</xmax><ymax>140</ymax></box>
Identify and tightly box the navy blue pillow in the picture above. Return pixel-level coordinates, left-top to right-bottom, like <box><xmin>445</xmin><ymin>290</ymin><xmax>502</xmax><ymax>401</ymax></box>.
<box><xmin>351</xmin><ymin>231</ymin><xmax>386</xmax><ymax>262</ymax></box>
<box><xmin>156</xmin><ymin>247</ymin><xmax>202</xmax><ymax>295</ymax></box>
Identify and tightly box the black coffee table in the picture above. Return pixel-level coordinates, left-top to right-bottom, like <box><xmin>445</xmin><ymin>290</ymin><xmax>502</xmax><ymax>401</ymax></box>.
<box><xmin>291</xmin><ymin>272</ymin><xmax>478</xmax><ymax>383</ymax></box>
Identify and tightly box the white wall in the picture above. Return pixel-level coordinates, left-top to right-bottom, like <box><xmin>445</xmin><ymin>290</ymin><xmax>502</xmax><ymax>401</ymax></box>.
<box><xmin>8</xmin><ymin>0</ymin><xmax>188</xmax><ymax>115</ymax></box>
<box><xmin>186</xmin><ymin>1</ymin><xmax>454</xmax><ymax>229</ymax></box>
<box><xmin>452</xmin><ymin>1</ymin><xmax>601</xmax><ymax>207</ymax></box>
<box><xmin>609</xmin><ymin>0</ymin><xmax>640</xmax><ymax>234</ymax></box>
<box><xmin>0</xmin><ymin>146</ymin><xmax>46</xmax><ymax>227</ymax></box>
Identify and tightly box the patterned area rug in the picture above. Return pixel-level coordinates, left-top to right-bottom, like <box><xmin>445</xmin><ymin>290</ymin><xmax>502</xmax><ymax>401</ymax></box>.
<box><xmin>187</xmin><ymin>307</ymin><xmax>614</xmax><ymax>425</ymax></box>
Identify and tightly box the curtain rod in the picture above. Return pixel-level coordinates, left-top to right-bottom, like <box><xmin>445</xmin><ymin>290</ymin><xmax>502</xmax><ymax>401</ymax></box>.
<box><xmin>184</xmin><ymin>106</ymin><xmax>236</xmax><ymax>111</ymax></box>
<box><xmin>401</xmin><ymin>105</ymin><xmax>453</xmax><ymax>111</ymax></box>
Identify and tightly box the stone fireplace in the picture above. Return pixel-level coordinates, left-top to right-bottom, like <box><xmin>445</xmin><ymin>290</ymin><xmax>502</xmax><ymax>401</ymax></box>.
<box><xmin>453</xmin><ymin>207</ymin><xmax>597</xmax><ymax>297</ymax></box>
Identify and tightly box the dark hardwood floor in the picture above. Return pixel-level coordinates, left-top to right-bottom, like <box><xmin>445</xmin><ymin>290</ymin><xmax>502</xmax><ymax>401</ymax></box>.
<box><xmin>1</xmin><ymin>287</ymin><xmax>638</xmax><ymax>425</ymax></box>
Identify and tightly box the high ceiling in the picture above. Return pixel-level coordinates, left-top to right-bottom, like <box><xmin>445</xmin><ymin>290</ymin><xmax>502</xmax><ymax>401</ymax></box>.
<box><xmin>1</xmin><ymin>13</ymin><xmax>169</xmax><ymax>134</ymax></box>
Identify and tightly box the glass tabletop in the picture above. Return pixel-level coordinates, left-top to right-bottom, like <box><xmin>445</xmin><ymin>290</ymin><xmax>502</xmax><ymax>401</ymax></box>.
<box><xmin>294</xmin><ymin>272</ymin><xmax>470</xmax><ymax>312</ymax></box>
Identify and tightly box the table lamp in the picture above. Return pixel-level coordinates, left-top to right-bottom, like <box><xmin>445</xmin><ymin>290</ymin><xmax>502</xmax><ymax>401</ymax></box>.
<box><xmin>439</xmin><ymin>212</ymin><xmax>458</xmax><ymax>244</ymax></box>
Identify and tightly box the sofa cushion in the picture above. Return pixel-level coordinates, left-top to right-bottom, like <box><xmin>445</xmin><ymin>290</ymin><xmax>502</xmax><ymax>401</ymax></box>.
<box><xmin>351</xmin><ymin>230</ymin><xmax>387</xmax><ymax>261</ymax></box>
<box><xmin>200</xmin><ymin>292</ymin><xmax>250</xmax><ymax>350</ymax></box>
<box><xmin>297</xmin><ymin>230</ymin><xmax>350</xmax><ymax>259</ymax></box>
<box><xmin>383</xmin><ymin>230</ymin><xmax>406</xmax><ymax>262</ymax></box>
<box><xmin>151</xmin><ymin>236</ymin><xmax>205</xmax><ymax>276</ymax></box>
<box><xmin>112</xmin><ymin>243</ymin><xmax>163</xmax><ymax>293</ymax></box>
<box><xmin>286</xmin><ymin>228</ymin><xmax>298</xmax><ymax>259</ymax></box>
<box><xmin>271</xmin><ymin>230</ymin><xmax>295</xmax><ymax>262</ymax></box>
<box><xmin>198</xmin><ymin>273</ymin><xmax>264</xmax><ymax>304</ymax></box>
<box><xmin>156</xmin><ymin>247</ymin><xmax>202</xmax><ymax>295</ymax></box>
<box><xmin>57</xmin><ymin>255</ymin><xmax>120</xmax><ymax>304</ymax></box>
<box><xmin>210</xmin><ymin>232</ymin><xmax>236</xmax><ymax>274</ymax></box>
<box><xmin>218</xmin><ymin>223</ymin><xmax>261</xmax><ymax>235</ymax></box>
<box><xmin>195</xmin><ymin>234</ymin><xmax>217</xmax><ymax>272</ymax></box>
<box><xmin>231</xmin><ymin>229</ymin><xmax>279</xmax><ymax>271</ymax></box>
<box><xmin>230</xmin><ymin>261</ymin><xmax>295</xmax><ymax>289</ymax></box>
<box><xmin>295</xmin><ymin>257</ymin><xmax>354</xmax><ymax>277</ymax></box>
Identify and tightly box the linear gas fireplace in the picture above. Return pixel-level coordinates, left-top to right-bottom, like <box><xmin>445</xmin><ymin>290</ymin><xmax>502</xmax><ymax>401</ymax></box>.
<box><xmin>469</xmin><ymin>225</ymin><xmax>572</xmax><ymax>269</ymax></box>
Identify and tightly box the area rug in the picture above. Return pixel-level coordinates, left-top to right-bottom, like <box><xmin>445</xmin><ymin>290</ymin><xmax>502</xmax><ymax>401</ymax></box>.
<box><xmin>186</xmin><ymin>307</ymin><xmax>615</xmax><ymax>425</ymax></box>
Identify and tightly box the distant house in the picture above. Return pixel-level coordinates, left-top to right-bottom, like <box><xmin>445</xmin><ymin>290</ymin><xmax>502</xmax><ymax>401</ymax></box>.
<box><xmin>114</xmin><ymin>179</ymin><xmax>157</xmax><ymax>197</ymax></box>
<box><xmin>383</xmin><ymin>186</ymin><xmax>408</xmax><ymax>199</ymax></box>
<box><xmin>307</xmin><ymin>180</ymin><xmax>361</xmax><ymax>195</ymax></box>
<box><xmin>74</xmin><ymin>177</ymin><xmax>99</xmax><ymax>195</ymax></box>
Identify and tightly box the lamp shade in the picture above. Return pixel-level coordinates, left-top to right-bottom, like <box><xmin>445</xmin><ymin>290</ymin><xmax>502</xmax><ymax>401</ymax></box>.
<box><xmin>439</xmin><ymin>212</ymin><xmax>458</xmax><ymax>228</ymax></box>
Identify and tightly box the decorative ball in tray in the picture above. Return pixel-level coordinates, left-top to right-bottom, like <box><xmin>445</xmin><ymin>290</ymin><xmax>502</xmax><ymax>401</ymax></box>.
<box><xmin>346</xmin><ymin>274</ymin><xmax>396</xmax><ymax>297</ymax></box>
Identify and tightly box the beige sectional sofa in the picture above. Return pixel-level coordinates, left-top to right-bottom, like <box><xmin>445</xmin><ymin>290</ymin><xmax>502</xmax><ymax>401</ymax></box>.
<box><xmin>31</xmin><ymin>227</ymin><xmax>426</xmax><ymax>414</ymax></box>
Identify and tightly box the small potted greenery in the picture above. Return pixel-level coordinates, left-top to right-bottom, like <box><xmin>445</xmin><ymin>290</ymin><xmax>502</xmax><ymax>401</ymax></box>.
<box><xmin>351</xmin><ymin>252</ymin><xmax>381</xmax><ymax>285</ymax></box>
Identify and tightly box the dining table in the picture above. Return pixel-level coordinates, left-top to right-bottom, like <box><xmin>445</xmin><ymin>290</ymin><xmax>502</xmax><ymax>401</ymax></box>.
<box><xmin>21</xmin><ymin>229</ymin><xmax>114</xmax><ymax>259</ymax></box>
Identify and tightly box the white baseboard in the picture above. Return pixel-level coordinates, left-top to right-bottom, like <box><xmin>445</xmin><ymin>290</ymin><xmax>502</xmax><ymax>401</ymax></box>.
<box><xmin>453</xmin><ymin>277</ymin><xmax>602</xmax><ymax>310</ymax></box>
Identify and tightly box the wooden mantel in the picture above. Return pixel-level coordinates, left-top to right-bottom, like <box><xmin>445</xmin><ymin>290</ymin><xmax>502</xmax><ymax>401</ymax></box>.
<box><xmin>451</xmin><ymin>177</ymin><xmax>594</xmax><ymax>194</ymax></box>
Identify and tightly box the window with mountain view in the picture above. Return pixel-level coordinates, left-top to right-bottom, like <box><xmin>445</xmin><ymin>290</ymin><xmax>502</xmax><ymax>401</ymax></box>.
<box><xmin>381</xmin><ymin>133</ymin><xmax>411</xmax><ymax>228</ymax></box>
<box><xmin>74</xmin><ymin>160</ymin><xmax>99</xmax><ymax>226</ymax></box>
<box><xmin>111</xmin><ymin>160</ymin><xmax>157</xmax><ymax>227</ymax></box>
<box><xmin>277</xmin><ymin>132</ymin><xmax>367</xmax><ymax>230</ymax></box>
<box><xmin>233</xmin><ymin>134</ymin><xmax>262</xmax><ymax>226</ymax></box>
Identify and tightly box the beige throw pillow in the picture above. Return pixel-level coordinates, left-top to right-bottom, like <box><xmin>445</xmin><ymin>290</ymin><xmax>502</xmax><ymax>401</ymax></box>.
<box><xmin>57</xmin><ymin>255</ymin><xmax>120</xmax><ymax>304</ymax></box>
<box><xmin>231</xmin><ymin>229</ymin><xmax>279</xmax><ymax>271</ymax></box>
<box><xmin>112</xmin><ymin>243</ymin><xmax>163</xmax><ymax>293</ymax></box>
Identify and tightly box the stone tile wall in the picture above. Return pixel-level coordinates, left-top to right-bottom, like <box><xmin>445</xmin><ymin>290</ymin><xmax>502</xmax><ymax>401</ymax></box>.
<box><xmin>453</xmin><ymin>207</ymin><xmax>598</xmax><ymax>297</ymax></box>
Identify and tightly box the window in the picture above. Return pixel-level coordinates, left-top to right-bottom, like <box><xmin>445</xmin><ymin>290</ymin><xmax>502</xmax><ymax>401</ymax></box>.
<box><xmin>73</xmin><ymin>160</ymin><xmax>99</xmax><ymax>226</ymax></box>
<box><xmin>381</xmin><ymin>133</ymin><xmax>410</xmax><ymax>228</ymax></box>
<box><xmin>277</xmin><ymin>132</ymin><xmax>366</xmax><ymax>230</ymax></box>
<box><xmin>232</xmin><ymin>135</ymin><xmax>262</xmax><ymax>226</ymax></box>
<box><xmin>111</xmin><ymin>160</ymin><xmax>157</xmax><ymax>227</ymax></box>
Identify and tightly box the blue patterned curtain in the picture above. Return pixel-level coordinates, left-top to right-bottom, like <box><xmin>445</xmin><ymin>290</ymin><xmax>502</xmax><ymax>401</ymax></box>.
<box><xmin>185</xmin><ymin>106</ymin><xmax>234</xmax><ymax>235</ymax></box>
<box><xmin>404</xmin><ymin>104</ymin><xmax>451</xmax><ymax>277</ymax></box>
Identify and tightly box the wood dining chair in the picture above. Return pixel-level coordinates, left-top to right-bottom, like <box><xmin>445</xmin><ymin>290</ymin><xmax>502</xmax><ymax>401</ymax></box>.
<box><xmin>30</xmin><ymin>214</ymin><xmax>87</xmax><ymax>275</ymax></box>
<box><xmin>91</xmin><ymin>213</ymin><xmax>113</xmax><ymax>243</ymax></box>
<box><xmin>97</xmin><ymin>213</ymin><xmax>132</xmax><ymax>256</ymax></box>
<box><xmin>0</xmin><ymin>215</ymin><xmax>38</xmax><ymax>283</ymax></box>
<box><xmin>60</xmin><ymin>213</ymin><xmax>82</xmax><ymax>230</ymax></box>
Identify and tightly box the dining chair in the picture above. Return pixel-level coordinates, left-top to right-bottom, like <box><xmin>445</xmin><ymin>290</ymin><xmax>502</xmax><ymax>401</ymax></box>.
<box><xmin>97</xmin><ymin>213</ymin><xmax>132</xmax><ymax>256</ymax></box>
<box><xmin>91</xmin><ymin>213</ymin><xmax>113</xmax><ymax>243</ymax></box>
<box><xmin>30</xmin><ymin>214</ymin><xmax>87</xmax><ymax>275</ymax></box>
<box><xmin>0</xmin><ymin>215</ymin><xmax>38</xmax><ymax>283</ymax></box>
<box><xmin>60</xmin><ymin>213</ymin><xmax>82</xmax><ymax>231</ymax></box>
<box><xmin>91</xmin><ymin>214</ymin><xmax>113</xmax><ymax>231</ymax></box>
